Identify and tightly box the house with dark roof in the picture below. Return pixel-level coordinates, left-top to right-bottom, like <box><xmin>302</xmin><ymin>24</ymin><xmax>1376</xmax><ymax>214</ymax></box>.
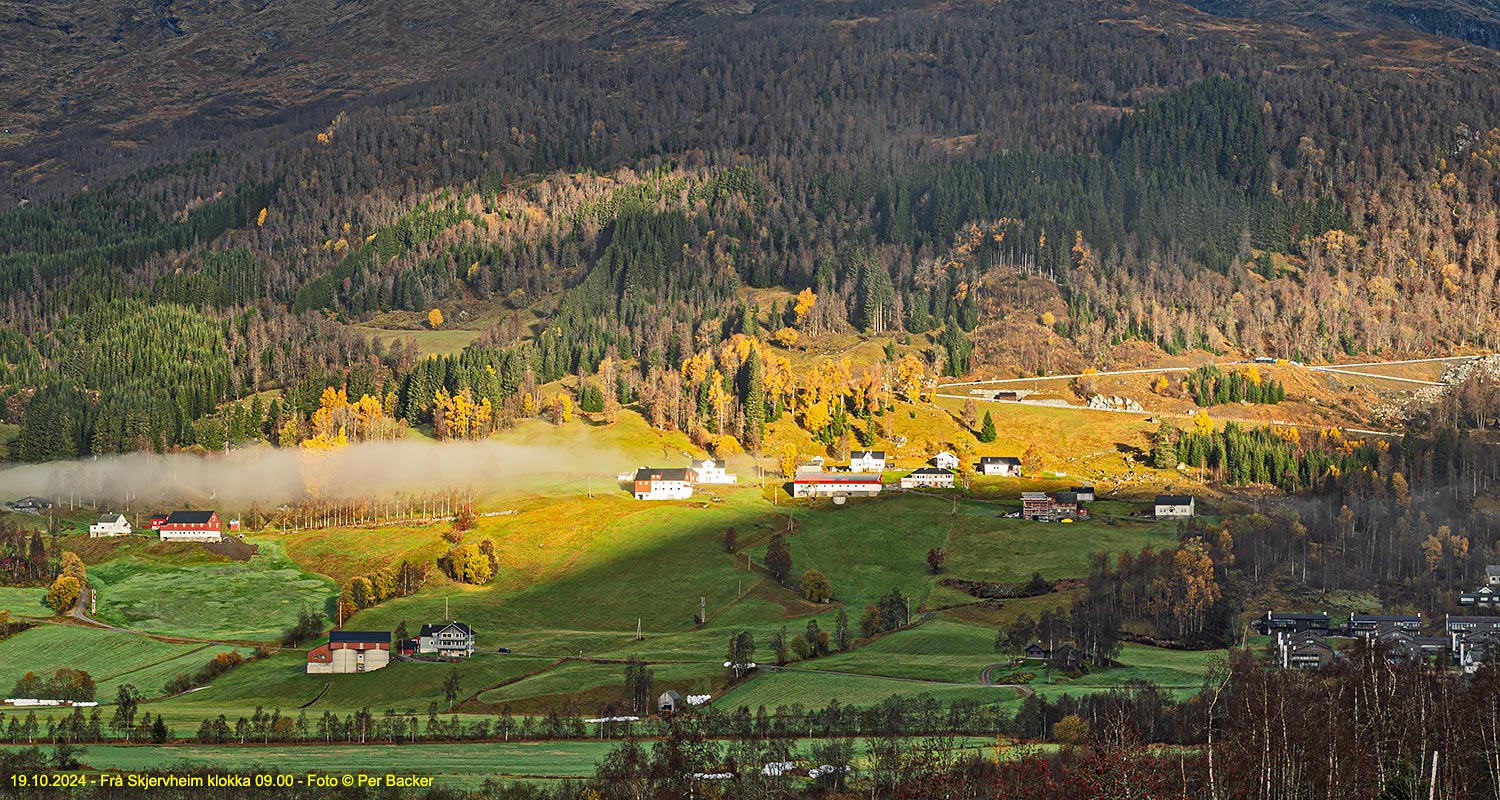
<box><xmin>848</xmin><ymin>451</ymin><xmax>887</xmax><ymax>474</ymax></box>
<box><xmin>1349</xmin><ymin>613</ymin><xmax>1421</xmax><ymax>638</ymax></box>
<box><xmin>1153</xmin><ymin>495</ymin><xmax>1195</xmax><ymax>518</ymax></box>
<box><xmin>1069</xmin><ymin>486</ymin><xmax>1096</xmax><ymax>502</ymax></box>
<box><xmin>899</xmin><ymin>467</ymin><xmax>955</xmax><ymax>489</ymax></box>
<box><xmin>306</xmin><ymin>631</ymin><xmax>391</xmax><ymax>674</ymax></box>
<box><xmin>1460</xmin><ymin>585</ymin><xmax>1500</xmax><ymax>608</ymax></box>
<box><xmin>1373</xmin><ymin>630</ymin><xmax>1449</xmax><ymax>664</ymax></box>
<box><xmin>632</xmin><ymin>467</ymin><xmax>695</xmax><ymax>500</ymax></box>
<box><xmin>418</xmin><ymin>622</ymin><xmax>476</xmax><ymax>657</ymax></box>
<box><xmin>1455</xmin><ymin>633</ymin><xmax>1500</xmax><ymax>672</ymax></box>
<box><xmin>8</xmin><ymin>497</ymin><xmax>53</xmax><ymax>515</ymax></box>
<box><xmin>978</xmin><ymin>456</ymin><xmax>1022</xmax><ymax>477</ymax></box>
<box><xmin>1445</xmin><ymin>615</ymin><xmax>1500</xmax><ymax>638</ymax></box>
<box><xmin>1022</xmin><ymin>492</ymin><xmax>1085</xmax><ymax>522</ymax></box>
<box><xmin>158</xmin><ymin>510</ymin><xmax>222</xmax><ymax>542</ymax></box>
<box><xmin>1279</xmin><ymin>634</ymin><xmax>1336</xmax><ymax>670</ymax></box>
<box><xmin>1254</xmin><ymin>611</ymin><xmax>1331</xmax><ymax>636</ymax></box>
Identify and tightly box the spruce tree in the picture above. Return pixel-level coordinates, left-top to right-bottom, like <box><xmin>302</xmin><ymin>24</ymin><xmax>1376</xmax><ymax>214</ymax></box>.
<box><xmin>978</xmin><ymin>410</ymin><xmax>997</xmax><ymax>443</ymax></box>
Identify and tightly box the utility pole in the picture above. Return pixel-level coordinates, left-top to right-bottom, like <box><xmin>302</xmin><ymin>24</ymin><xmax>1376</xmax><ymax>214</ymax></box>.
<box><xmin>700</xmin><ymin>596</ymin><xmax>706</xmax><ymax>625</ymax></box>
<box><xmin>636</xmin><ymin>619</ymin><xmax>643</xmax><ymax>641</ymax></box>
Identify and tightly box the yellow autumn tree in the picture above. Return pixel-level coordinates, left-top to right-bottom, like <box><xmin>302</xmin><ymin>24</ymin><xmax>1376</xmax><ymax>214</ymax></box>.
<box><xmin>428</xmin><ymin>308</ymin><xmax>444</xmax><ymax>329</ymax></box>
<box><xmin>771</xmin><ymin>327</ymin><xmax>800</xmax><ymax>348</ymax></box>
<box><xmin>256</xmin><ymin>208</ymin><xmax>268</xmax><ymax>227</ymax></box>
<box><xmin>1191</xmin><ymin>410</ymin><xmax>1214</xmax><ymax>436</ymax></box>
<box><xmin>793</xmin><ymin>288</ymin><xmax>817</xmax><ymax>325</ymax></box>
<box><xmin>895</xmin><ymin>354</ymin><xmax>927</xmax><ymax>402</ymax></box>
<box><xmin>780</xmin><ymin>444</ymin><xmax>799</xmax><ymax>477</ymax></box>
<box><xmin>549</xmin><ymin>393</ymin><xmax>573</xmax><ymax>425</ymax></box>
<box><xmin>801</xmin><ymin>401</ymin><xmax>832</xmax><ymax>435</ymax></box>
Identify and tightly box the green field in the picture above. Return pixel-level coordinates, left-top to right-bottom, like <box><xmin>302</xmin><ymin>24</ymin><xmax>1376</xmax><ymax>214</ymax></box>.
<box><xmin>0</xmin><ymin>625</ymin><xmax>252</xmax><ymax>699</ymax></box>
<box><xmin>0</xmin><ymin>586</ymin><xmax>53</xmax><ymax>618</ymax></box>
<box><xmin>86</xmin><ymin>540</ymin><xmax>337</xmax><ymax>640</ymax></box>
<box><xmin>11</xmin><ymin>736</ymin><xmax>1006</xmax><ymax>788</ymax></box>
<box><xmin>944</xmin><ymin>513</ymin><xmax>1180</xmax><ymax>585</ymax></box>
<box><xmin>150</xmin><ymin>651</ymin><xmax>560</xmax><ymax>722</ymax></box>
<box><xmin>348</xmin><ymin>325</ymin><xmax>483</xmax><ymax>358</ymax></box>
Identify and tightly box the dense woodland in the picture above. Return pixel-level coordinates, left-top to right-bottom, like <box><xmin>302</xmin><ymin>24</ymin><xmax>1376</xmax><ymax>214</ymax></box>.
<box><xmin>5</xmin><ymin>0</ymin><xmax>1500</xmax><ymax>460</ymax></box>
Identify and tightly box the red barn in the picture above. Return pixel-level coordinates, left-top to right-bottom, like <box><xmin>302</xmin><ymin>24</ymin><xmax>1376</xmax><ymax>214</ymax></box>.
<box><xmin>148</xmin><ymin>514</ymin><xmax>169</xmax><ymax>531</ymax></box>
<box><xmin>158</xmin><ymin>511</ymin><xmax>223</xmax><ymax>542</ymax></box>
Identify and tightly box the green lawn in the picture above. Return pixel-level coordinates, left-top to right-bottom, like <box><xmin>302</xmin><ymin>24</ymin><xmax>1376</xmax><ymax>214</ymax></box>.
<box><xmin>86</xmin><ymin>540</ymin><xmax>337</xmax><ymax>640</ymax></box>
<box><xmin>0</xmin><ymin>625</ymin><xmax>250</xmax><ymax>699</ymax></box>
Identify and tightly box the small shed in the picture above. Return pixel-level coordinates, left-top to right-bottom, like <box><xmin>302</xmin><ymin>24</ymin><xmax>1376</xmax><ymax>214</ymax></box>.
<box><xmin>658</xmin><ymin>690</ymin><xmax>684</xmax><ymax>714</ymax></box>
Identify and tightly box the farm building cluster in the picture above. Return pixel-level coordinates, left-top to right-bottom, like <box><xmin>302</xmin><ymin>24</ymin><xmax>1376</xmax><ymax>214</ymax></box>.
<box><xmin>630</xmin><ymin>458</ymin><xmax>739</xmax><ymax>500</ymax></box>
<box><xmin>83</xmin><ymin>510</ymin><xmax>241</xmax><ymax>542</ymax></box>
<box><xmin>308</xmin><ymin>622</ymin><xmax>478</xmax><ymax>674</ymax></box>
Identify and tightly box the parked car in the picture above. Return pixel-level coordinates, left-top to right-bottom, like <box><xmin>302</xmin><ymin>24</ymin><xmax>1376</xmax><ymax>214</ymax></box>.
<box><xmin>497</xmin><ymin>647</ymin><xmax>511</xmax><ymax>654</ymax></box>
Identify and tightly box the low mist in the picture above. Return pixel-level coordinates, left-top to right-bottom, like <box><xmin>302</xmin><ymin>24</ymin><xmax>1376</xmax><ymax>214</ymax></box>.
<box><xmin>0</xmin><ymin>440</ymin><xmax>643</xmax><ymax>513</ymax></box>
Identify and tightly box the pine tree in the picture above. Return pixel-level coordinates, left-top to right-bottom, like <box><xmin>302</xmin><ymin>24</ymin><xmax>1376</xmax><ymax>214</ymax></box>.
<box><xmin>978</xmin><ymin>410</ymin><xmax>997</xmax><ymax>443</ymax></box>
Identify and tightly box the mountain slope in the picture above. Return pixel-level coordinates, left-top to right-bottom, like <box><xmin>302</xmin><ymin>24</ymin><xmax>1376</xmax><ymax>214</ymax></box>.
<box><xmin>1185</xmin><ymin>0</ymin><xmax>1500</xmax><ymax>48</ymax></box>
<box><xmin>0</xmin><ymin>0</ymin><xmax>746</xmax><ymax>183</ymax></box>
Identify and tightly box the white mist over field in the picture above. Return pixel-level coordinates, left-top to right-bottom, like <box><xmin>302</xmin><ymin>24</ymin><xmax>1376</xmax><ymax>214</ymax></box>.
<box><xmin>0</xmin><ymin>440</ymin><xmax>634</xmax><ymax>510</ymax></box>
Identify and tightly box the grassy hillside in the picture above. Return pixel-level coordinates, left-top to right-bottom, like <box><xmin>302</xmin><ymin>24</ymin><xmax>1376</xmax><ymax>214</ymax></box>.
<box><xmin>0</xmin><ymin>625</ymin><xmax>251</xmax><ymax>699</ymax></box>
<box><xmin>87</xmin><ymin>540</ymin><xmax>337</xmax><ymax>640</ymax></box>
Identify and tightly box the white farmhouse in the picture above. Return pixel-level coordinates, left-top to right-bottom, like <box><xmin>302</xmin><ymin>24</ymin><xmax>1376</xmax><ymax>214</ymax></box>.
<box><xmin>633</xmin><ymin>467</ymin><xmax>695</xmax><ymax>500</ymax></box>
<box><xmin>418</xmin><ymin>622</ymin><xmax>476</xmax><ymax>657</ymax></box>
<box><xmin>1154</xmin><ymin>494</ymin><xmax>1196</xmax><ymax>518</ymax></box>
<box><xmin>930</xmin><ymin>451</ymin><xmax>960</xmax><ymax>470</ymax></box>
<box><xmin>978</xmin><ymin>456</ymin><xmax>1022</xmax><ymax>477</ymax></box>
<box><xmin>691</xmin><ymin>459</ymin><xmax>738</xmax><ymax>484</ymax></box>
<box><xmin>900</xmin><ymin>467</ymin><xmax>955</xmax><ymax>489</ymax></box>
<box><xmin>89</xmin><ymin>513</ymin><xmax>132</xmax><ymax>538</ymax></box>
<box><xmin>847</xmin><ymin>450</ymin><xmax>887</xmax><ymax>474</ymax></box>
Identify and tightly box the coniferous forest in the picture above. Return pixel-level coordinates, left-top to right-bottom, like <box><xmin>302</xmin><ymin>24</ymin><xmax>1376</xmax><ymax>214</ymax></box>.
<box><xmin>3</xmin><ymin>0</ymin><xmax>1500</xmax><ymax>465</ymax></box>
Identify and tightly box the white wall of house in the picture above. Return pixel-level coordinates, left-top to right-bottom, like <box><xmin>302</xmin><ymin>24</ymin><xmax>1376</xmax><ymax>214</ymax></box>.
<box><xmin>848</xmin><ymin>454</ymin><xmax>886</xmax><ymax>473</ymax></box>
<box><xmin>89</xmin><ymin>518</ymin><xmax>132</xmax><ymax>538</ymax></box>
<box><xmin>931</xmin><ymin>452</ymin><xmax>960</xmax><ymax>469</ymax></box>
<box><xmin>158</xmin><ymin>529</ymin><xmax>223</xmax><ymax>542</ymax></box>
<box><xmin>693</xmin><ymin>461</ymin><xmax>738</xmax><ymax>484</ymax></box>
<box><xmin>635</xmin><ymin>481</ymin><xmax>694</xmax><ymax>500</ymax></box>
<box><xmin>1154</xmin><ymin>501</ymin><xmax>1195</xmax><ymax>518</ymax></box>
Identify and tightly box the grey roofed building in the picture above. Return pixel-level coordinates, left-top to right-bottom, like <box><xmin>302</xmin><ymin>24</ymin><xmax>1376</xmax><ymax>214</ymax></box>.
<box><xmin>330</xmin><ymin>631</ymin><xmax>392</xmax><ymax>644</ymax></box>
<box><xmin>164</xmin><ymin>510</ymin><xmax>217</xmax><ymax>525</ymax></box>
<box><xmin>633</xmin><ymin>467</ymin><xmax>692</xmax><ymax>482</ymax></box>
<box><xmin>658</xmin><ymin>690</ymin><xmax>684</xmax><ymax>713</ymax></box>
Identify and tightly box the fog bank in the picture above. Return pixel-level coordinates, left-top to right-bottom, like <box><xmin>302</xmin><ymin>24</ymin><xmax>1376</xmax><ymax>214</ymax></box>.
<box><xmin>0</xmin><ymin>439</ymin><xmax>638</xmax><ymax>511</ymax></box>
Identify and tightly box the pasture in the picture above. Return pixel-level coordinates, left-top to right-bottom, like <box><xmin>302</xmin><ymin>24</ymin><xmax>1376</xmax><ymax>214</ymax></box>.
<box><xmin>86</xmin><ymin>540</ymin><xmax>337</xmax><ymax>640</ymax></box>
<box><xmin>0</xmin><ymin>625</ymin><xmax>252</xmax><ymax>699</ymax></box>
